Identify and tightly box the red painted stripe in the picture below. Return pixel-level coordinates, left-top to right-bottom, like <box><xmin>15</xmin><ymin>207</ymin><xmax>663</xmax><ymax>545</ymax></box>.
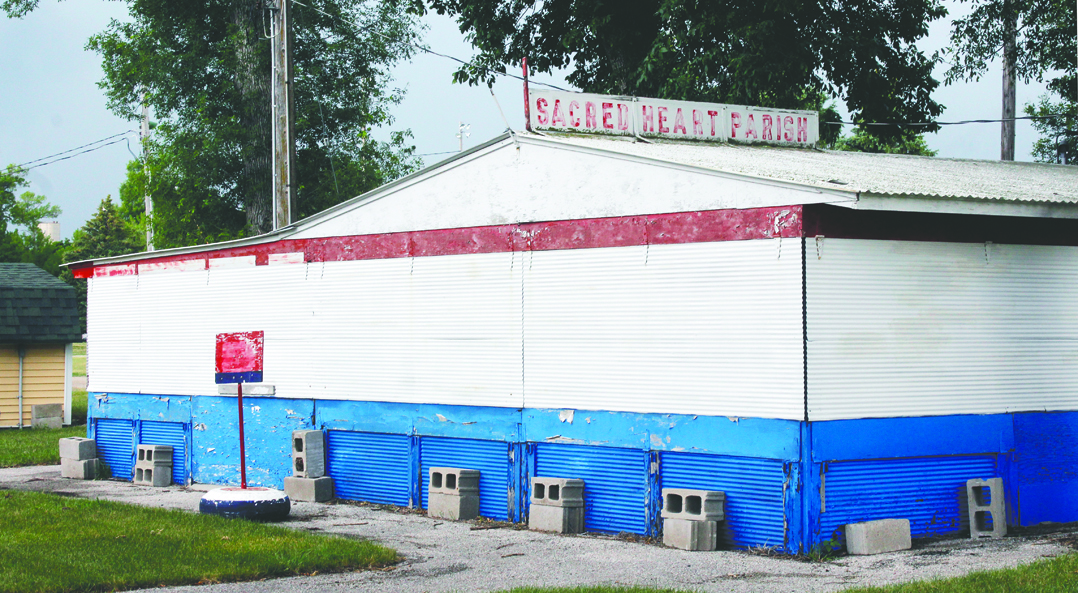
<box><xmin>82</xmin><ymin>205</ymin><xmax>803</xmax><ymax>275</ymax></box>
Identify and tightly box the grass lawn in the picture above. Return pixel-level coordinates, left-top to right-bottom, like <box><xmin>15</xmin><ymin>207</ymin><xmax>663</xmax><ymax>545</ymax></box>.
<box><xmin>0</xmin><ymin>390</ymin><xmax>88</xmax><ymax>468</ymax></box>
<box><xmin>495</xmin><ymin>552</ymin><xmax>1078</xmax><ymax>593</ymax></box>
<box><xmin>73</xmin><ymin>353</ymin><xmax>85</xmax><ymax>376</ymax></box>
<box><xmin>72</xmin><ymin>342</ymin><xmax>86</xmax><ymax>356</ymax></box>
<box><xmin>0</xmin><ymin>491</ymin><xmax>398</xmax><ymax>593</ymax></box>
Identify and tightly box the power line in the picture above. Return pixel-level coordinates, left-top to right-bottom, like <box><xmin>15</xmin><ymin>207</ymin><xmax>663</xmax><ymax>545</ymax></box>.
<box><xmin>825</xmin><ymin>114</ymin><xmax>1067</xmax><ymax>127</ymax></box>
<box><xmin>290</xmin><ymin>0</ymin><xmax>571</xmax><ymax>92</ymax></box>
<box><xmin>15</xmin><ymin>131</ymin><xmax>137</xmax><ymax>170</ymax></box>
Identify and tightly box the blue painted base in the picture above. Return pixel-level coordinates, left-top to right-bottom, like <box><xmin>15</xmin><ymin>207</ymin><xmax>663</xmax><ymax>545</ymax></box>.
<box><xmin>89</xmin><ymin>392</ymin><xmax>1078</xmax><ymax>553</ymax></box>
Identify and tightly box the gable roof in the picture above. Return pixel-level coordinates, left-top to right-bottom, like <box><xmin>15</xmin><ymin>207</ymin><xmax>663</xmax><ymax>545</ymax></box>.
<box><xmin>0</xmin><ymin>263</ymin><xmax>81</xmax><ymax>344</ymax></box>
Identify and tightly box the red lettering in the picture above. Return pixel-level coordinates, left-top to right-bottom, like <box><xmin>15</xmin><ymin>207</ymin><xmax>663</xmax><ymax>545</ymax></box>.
<box><xmin>585</xmin><ymin>102</ymin><xmax>597</xmax><ymax>128</ymax></box>
<box><xmin>536</xmin><ymin>98</ymin><xmax>548</xmax><ymax>125</ymax></box>
<box><xmin>568</xmin><ymin>100</ymin><xmax>581</xmax><ymax>127</ymax></box>
<box><xmin>761</xmin><ymin>114</ymin><xmax>773</xmax><ymax>140</ymax></box>
<box><xmin>602</xmin><ymin>103</ymin><xmax>614</xmax><ymax>129</ymax></box>
<box><xmin>744</xmin><ymin>114</ymin><xmax>758</xmax><ymax>140</ymax></box>
<box><xmin>618</xmin><ymin>104</ymin><xmax>630</xmax><ymax>130</ymax></box>
<box><xmin>641</xmin><ymin>105</ymin><xmax>654</xmax><ymax>132</ymax></box>
<box><xmin>692</xmin><ymin>110</ymin><xmax>703</xmax><ymax>135</ymax></box>
<box><xmin>708</xmin><ymin>110</ymin><xmax>719</xmax><ymax>136</ymax></box>
<box><xmin>551</xmin><ymin>99</ymin><xmax>566</xmax><ymax>127</ymax></box>
<box><xmin>797</xmin><ymin>117</ymin><xmax>809</xmax><ymax>142</ymax></box>
<box><xmin>673</xmin><ymin>108</ymin><xmax>687</xmax><ymax>134</ymax></box>
<box><xmin>783</xmin><ymin>116</ymin><xmax>794</xmax><ymax>141</ymax></box>
<box><xmin>658</xmin><ymin>107</ymin><xmax>669</xmax><ymax>133</ymax></box>
<box><xmin>730</xmin><ymin>112</ymin><xmax>742</xmax><ymax>138</ymax></box>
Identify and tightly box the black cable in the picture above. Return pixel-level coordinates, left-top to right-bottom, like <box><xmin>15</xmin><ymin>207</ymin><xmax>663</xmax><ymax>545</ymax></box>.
<box><xmin>824</xmin><ymin>114</ymin><xmax>1066</xmax><ymax>127</ymax></box>
<box><xmin>15</xmin><ymin>131</ymin><xmax>137</xmax><ymax>169</ymax></box>
<box><xmin>16</xmin><ymin>135</ymin><xmax>135</xmax><ymax>172</ymax></box>
<box><xmin>290</xmin><ymin>0</ymin><xmax>571</xmax><ymax>92</ymax></box>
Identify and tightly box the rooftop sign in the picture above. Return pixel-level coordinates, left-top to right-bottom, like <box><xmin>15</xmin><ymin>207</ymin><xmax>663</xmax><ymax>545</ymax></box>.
<box><xmin>527</xmin><ymin>89</ymin><xmax>818</xmax><ymax>147</ymax></box>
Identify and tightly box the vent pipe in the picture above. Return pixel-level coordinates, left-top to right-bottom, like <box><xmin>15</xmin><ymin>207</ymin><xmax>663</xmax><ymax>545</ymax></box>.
<box><xmin>17</xmin><ymin>346</ymin><xmax>26</xmax><ymax>429</ymax></box>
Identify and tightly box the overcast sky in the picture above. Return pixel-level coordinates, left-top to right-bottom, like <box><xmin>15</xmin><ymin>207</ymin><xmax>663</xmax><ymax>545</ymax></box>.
<box><xmin>0</xmin><ymin>0</ymin><xmax>1056</xmax><ymax>239</ymax></box>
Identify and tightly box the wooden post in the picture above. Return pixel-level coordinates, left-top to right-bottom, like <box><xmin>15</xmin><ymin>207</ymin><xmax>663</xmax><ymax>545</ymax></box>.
<box><xmin>141</xmin><ymin>93</ymin><xmax>154</xmax><ymax>251</ymax></box>
<box><xmin>1001</xmin><ymin>6</ymin><xmax>1017</xmax><ymax>161</ymax></box>
<box><xmin>271</xmin><ymin>0</ymin><xmax>296</xmax><ymax>230</ymax></box>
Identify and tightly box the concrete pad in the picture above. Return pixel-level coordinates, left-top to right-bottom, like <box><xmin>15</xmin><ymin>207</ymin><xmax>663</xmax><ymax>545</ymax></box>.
<box><xmin>284</xmin><ymin>476</ymin><xmax>335</xmax><ymax>502</ymax></box>
<box><xmin>663</xmin><ymin>518</ymin><xmax>718</xmax><ymax>551</ymax></box>
<box><xmin>32</xmin><ymin>416</ymin><xmax>62</xmax><ymax>429</ymax></box>
<box><xmin>59</xmin><ymin>437</ymin><xmax>96</xmax><ymax>461</ymax></box>
<box><xmin>60</xmin><ymin>458</ymin><xmax>97</xmax><ymax>480</ymax></box>
<box><xmin>845</xmin><ymin>519</ymin><xmax>912</xmax><ymax>555</ymax></box>
<box><xmin>32</xmin><ymin>403</ymin><xmax>63</xmax><ymax>420</ymax></box>
<box><xmin>529</xmin><ymin>503</ymin><xmax>584</xmax><ymax>534</ymax></box>
<box><xmin>428</xmin><ymin>491</ymin><xmax>479</xmax><ymax>521</ymax></box>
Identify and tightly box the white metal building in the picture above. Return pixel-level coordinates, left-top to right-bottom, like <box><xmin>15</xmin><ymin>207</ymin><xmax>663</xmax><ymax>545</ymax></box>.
<box><xmin>73</xmin><ymin>131</ymin><xmax>1078</xmax><ymax>551</ymax></box>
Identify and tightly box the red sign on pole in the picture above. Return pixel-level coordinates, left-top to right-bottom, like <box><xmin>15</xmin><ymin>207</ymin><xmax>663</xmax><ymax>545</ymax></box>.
<box><xmin>215</xmin><ymin>331</ymin><xmax>264</xmax><ymax>384</ymax></box>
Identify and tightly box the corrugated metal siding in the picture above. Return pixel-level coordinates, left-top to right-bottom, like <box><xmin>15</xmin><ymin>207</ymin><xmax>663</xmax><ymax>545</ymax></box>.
<box><xmin>140</xmin><ymin>421</ymin><xmax>188</xmax><ymax>485</ymax></box>
<box><xmin>94</xmin><ymin>418</ymin><xmax>134</xmax><ymax>479</ymax></box>
<box><xmin>90</xmin><ymin>252</ymin><xmax>525</xmax><ymax>408</ymax></box>
<box><xmin>818</xmin><ymin>455</ymin><xmax>999</xmax><ymax>540</ymax></box>
<box><xmin>326</xmin><ymin>430</ymin><xmax>412</xmax><ymax>506</ymax></box>
<box><xmin>523</xmin><ymin>240</ymin><xmax>803</xmax><ymax>418</ymax></box>
<box><xmin>534</xmin><ymin>443</ymin><xmax>648</xmax><ymax>534</ymax></box>
<box><xmin>660</xmin><ymin>452</ymin><xmax>787</xmax><ymax>549</ymax></box>
<box><xmin>420</xmin><ymin>437</ymin><xmax>511</xmax><ymax>520</ymax></box>
<box><xmin>807</xmin><ymin>239</ymin><xmax>1078</xmax><ymax>420</ymax></box>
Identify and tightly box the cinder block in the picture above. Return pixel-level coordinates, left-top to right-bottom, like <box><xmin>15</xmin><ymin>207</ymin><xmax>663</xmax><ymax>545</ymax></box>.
<box><xmin>61</xmin><ymin>458</ymin><xmax>98</xmax><ymax>480</ymax></box>
<box><xmin>59</xmin><ymin>437</ymin><xmax>97</xmax><ymax>461</ymax></box>
<box><xmin>137</xmin><ymin>444</ymin><xmax>173</xmax><ymax>465</ymax></box>
<box><xmin>531</xmin><ymin>477</ymin><xmax>584</xmax><ymax>508</ymax></box>
<box><xmin>845</xmin><ymin>519</ymin><xmax>912</xmax><ymax>555</ymax></box>
<box><xmin>428</xmin><ymin>491</ymin><xmax>480</xmax><ymax>521</ymax></box>
<box><xmin>429</xmin><ymin>467</ymin><xmax>480</xmax><ymax>495</ymax></box>
<box><xmin>661</xmin><ymin>488</ymin><xmax>724</xmax><ymax>522</ymax></box>
<box><xmin>134</xmin><ymin>462</ymin><xmax>172</xmax><ymax>487</ymax></box>
<box><xmin>663</xmin><ymin>518</ymin><xmax>718</xmax><ymax>551</ymax></box>
<box><xmin>529</xmin><ymin>503</ymin><xmax>585</xmax><ymax>534</ymax></box>
<box><xmin>967</xmin><ymin>477</ymin><xmax>1007</xmax><ymax>538</ymax></box>
<box><xmin>32</xmin><ymin>403</ymin><xmax>63</xmax><ymax>420</ymax></box>
<box><xmin>32</xmin><ymin>416</ymin><xmax>62</xmax><ymax>429</ymax></box>
<box><xmin>292</xmin><ymin>430</ymin><xmax>326</xmax><ymax>478</ymax></box>
<box><xmin>284</xmin><ymin>476</ymin><xmax>335</xmax><ymax>502</ymax></box>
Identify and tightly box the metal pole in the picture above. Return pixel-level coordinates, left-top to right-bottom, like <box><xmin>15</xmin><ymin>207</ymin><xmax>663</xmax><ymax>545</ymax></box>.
<box><xmin>237</xmin><ymin>382</ymin><xmax>247</xmax><ymax>489</ymax></box>
<box><xmin>522</xmin><ymin>58</ymin><xmax>531</xmax><ymax>131</ymax></box>
<box><xmin>17</xmin><ymin>347</ymin><xmax>25</xmax><ymax>429</ymax></box>
<box><xmin>141</xmin><ymin>93</ymin><xmax>154</xmax><ymax>251</ymax></box>
<box><xmin>272</xmin><ymin>0</ymin><xmax>296</xmax><ymax>230</ymax></box>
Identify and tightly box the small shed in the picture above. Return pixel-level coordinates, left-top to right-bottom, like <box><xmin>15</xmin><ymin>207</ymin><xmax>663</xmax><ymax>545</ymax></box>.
<box><xmin>70</xmin><ymin>128</ymin><xmax>1078</xmax><ymax>552</ymax></box>
<box><xmin>0</xmin><ymin>263</ymin><xmax>81</xmax><ymax>427</ymax></box>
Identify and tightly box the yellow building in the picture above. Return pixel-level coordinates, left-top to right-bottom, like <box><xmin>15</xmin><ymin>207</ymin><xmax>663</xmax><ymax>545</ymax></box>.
<box><xmin>0</xmin><ymin>263</ymin><xmax>81</xmax><ymax>427</ymax></box>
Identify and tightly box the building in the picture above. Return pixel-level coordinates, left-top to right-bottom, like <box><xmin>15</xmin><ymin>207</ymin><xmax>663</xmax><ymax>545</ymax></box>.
<box><xmin>0</xmin><ymin>263</ymin><xmax>80</xmax><ymax>427</ymax></box>
<box><xmin>70</xmin><ymin>129</ymin><xmax>1078</xmax><ymax>552</ymax></box>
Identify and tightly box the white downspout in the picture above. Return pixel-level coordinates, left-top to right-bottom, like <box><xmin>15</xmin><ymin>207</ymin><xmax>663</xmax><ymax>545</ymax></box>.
<box><xmin>17</xmin><ymin>346</ymin><xmax>26</xmax><ymax>429</ymax></box>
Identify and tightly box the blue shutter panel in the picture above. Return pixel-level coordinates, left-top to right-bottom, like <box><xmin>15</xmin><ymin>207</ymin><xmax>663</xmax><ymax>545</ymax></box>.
<box><xmin>140</xmin><ymin>421</ymin><xmax>189</xmax><ymax>485</ymax></box>
<box><xmin>326</xmin><ymin>431</ymin><xmax>412</xmax><ymax>506</ymax></box>
<box><xmin>420</xmin><ymin>437</ymin><xmax>511</xmax><ymax>521</ymax></box>
<box><xmin>534</xmin><ymin>443</ymin><xmax>648</xmax><ymax>535</ymax></box>
<box><xmin>94</xmin><ymin>418</ymin><xmax>134</xmax><ymax>480</ymax></box>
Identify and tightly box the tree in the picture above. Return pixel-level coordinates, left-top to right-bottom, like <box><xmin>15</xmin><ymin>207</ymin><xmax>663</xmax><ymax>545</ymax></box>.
<box><xmin>0</xmin><ymin>165</ymin><xmax>66</xmax><ymax>275</ymax></box>
<box><xmin>61</xmin><ymin>197</ymin><xmax>141</xmax><ymax>334</ymax></box>
<box><xmin>1021</xmin><ymin>2</ymin><xmax>1076</xmax><ymax>164</ymax></box>
<box><xmin>418</xmin><ymin>0</ymin><xmax>946</xmax><ymax>142</ymax></box>
<box><xmin>6</xmin><ymin>0</ymin><xmax>423</xmax><ymax>242</ymax></box>
<box><xmin>946</xmin><ymin>0</ymin><xmax>1073</xmax><ymax>160</ymax></box>
<box><xmin>831</xmin><ymin>128</ymin><xmax>939</xmax><ymax>156</ymax></box>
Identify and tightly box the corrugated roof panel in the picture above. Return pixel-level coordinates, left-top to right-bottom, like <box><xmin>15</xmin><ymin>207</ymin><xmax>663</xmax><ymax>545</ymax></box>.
<box><xmin>807</xmin><ymin>239</ymin><xmax>1078</xmax><ymax>420</ymax></box>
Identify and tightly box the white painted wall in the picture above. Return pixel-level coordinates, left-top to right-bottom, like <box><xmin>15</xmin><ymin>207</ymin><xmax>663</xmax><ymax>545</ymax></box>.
<box><xmin>88</xmin><ymin>238</ymin><xmax>806</xmax><ymax>419</ymax></box>
<box><xmin>290</xmin><ymin>139</ymin><xmax>841</xmax><ymax>240</ymax></box>
<box><xmin>807</xmin><ymin>239</ymin><xmax>1078</xmax><ymax>420</ymax></box>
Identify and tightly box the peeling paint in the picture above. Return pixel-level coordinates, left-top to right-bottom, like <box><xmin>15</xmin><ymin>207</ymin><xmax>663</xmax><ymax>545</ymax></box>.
<box><xmin>194</xmin><ymin>423</ymin><xmax>207</xmax><ymax>431</ymax></box>
<box><xmin>558</xmin><ymin>409</ymin><xmax>574</xmax><ymax>424</ymax></box>
<box><xmin>436</xmin><ymin>414</ymin><xmax>448</xmax><ymax>422</ymax></box>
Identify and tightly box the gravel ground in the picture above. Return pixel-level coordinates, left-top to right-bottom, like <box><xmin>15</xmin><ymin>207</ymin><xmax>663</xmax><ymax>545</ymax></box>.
<box><xmin>1</xmin><ymin>465</ymin><xmax>1073</xmax><ymax>593</ymax></box>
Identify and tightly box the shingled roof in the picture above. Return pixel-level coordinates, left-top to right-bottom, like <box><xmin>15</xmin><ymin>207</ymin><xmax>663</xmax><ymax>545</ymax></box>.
<box><xmin>0</xmin><ymin>263</ymin><xmax>81</xmax><ymax>344</ymax></box>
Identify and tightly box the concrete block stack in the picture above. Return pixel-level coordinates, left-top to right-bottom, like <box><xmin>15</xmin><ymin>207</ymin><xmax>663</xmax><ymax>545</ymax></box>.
<box><xmin>529</xmin><ymin>477</ymin><xmax>585</xmax><ymax>534</ymax></box>
<box><xmin>134</xmin><ymin>444</ymin><xmax>173</xmax><ymax>487</ymax></box>
<box><xmin>59</xmin><ymin>437</ymin><xmax>98</xmax><ymax>479</ymax></box>
<box><xmin>283</xmin><ymin>430</ymin><xmax>334</xmax><ymax>502</ymax></box>
<box><xmin>661</xmin><ymin>488</ymin><xmax>724</xmax><ymax>551</ymax></box>
<box><xmin>427</xmin><ymin>467</ymin><xmax>480</xmax><ymax>521</ymax></box>
<box><xmin>845</xmin><ymin>519</ymin><xmax>912</xmax><ymax>555</ymax></box>
<box><xmin>32</xmin><ymin>404</ymin><xmax>63</xmax><ymax>429</ymax></box>
<box><xmin>967</xmin><ymin>477</ymin><xmax>1007</xmax><ymax>538</ymax></box>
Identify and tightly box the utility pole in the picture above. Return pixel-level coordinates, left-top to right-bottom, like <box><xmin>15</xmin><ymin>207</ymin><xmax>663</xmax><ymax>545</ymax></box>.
<box><xmin>456</xmin><ymin>122</ymin><xmax>470</xmax><ymax>152</ymax></box>
<box><xmin>271</xmin><ymin>0</ymin><xmax>296</xmax><ymax>230</ymax></box>
<box><xmin>1000</xmin><ymin>3</ymin><xmax>1017</xmax><ymax>161</ymax></box>
<box><xmin>141</xmin><ymin>92</ymin><xmax>154</xmax><ymax>251</ymax></box>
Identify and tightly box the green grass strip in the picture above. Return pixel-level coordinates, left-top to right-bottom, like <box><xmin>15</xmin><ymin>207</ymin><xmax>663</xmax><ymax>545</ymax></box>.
<box><xmin>842</xmin><ymin>551</ymin><xmax>1078</xmax><ymax>593</ymax></box>
<box><xmin>500</xmin><ymin>589</ymin><xmax>692</xmax><ymax>593</ymax></box>
<box><xmin>0</xmin><ymin>491</ymin><xmax>398</xmax><ymax>593</ymax></box>
<box><xmin>0</xmin><ymin>425</ymin><xmax>85</xmax><ymax>468</ymax></box>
